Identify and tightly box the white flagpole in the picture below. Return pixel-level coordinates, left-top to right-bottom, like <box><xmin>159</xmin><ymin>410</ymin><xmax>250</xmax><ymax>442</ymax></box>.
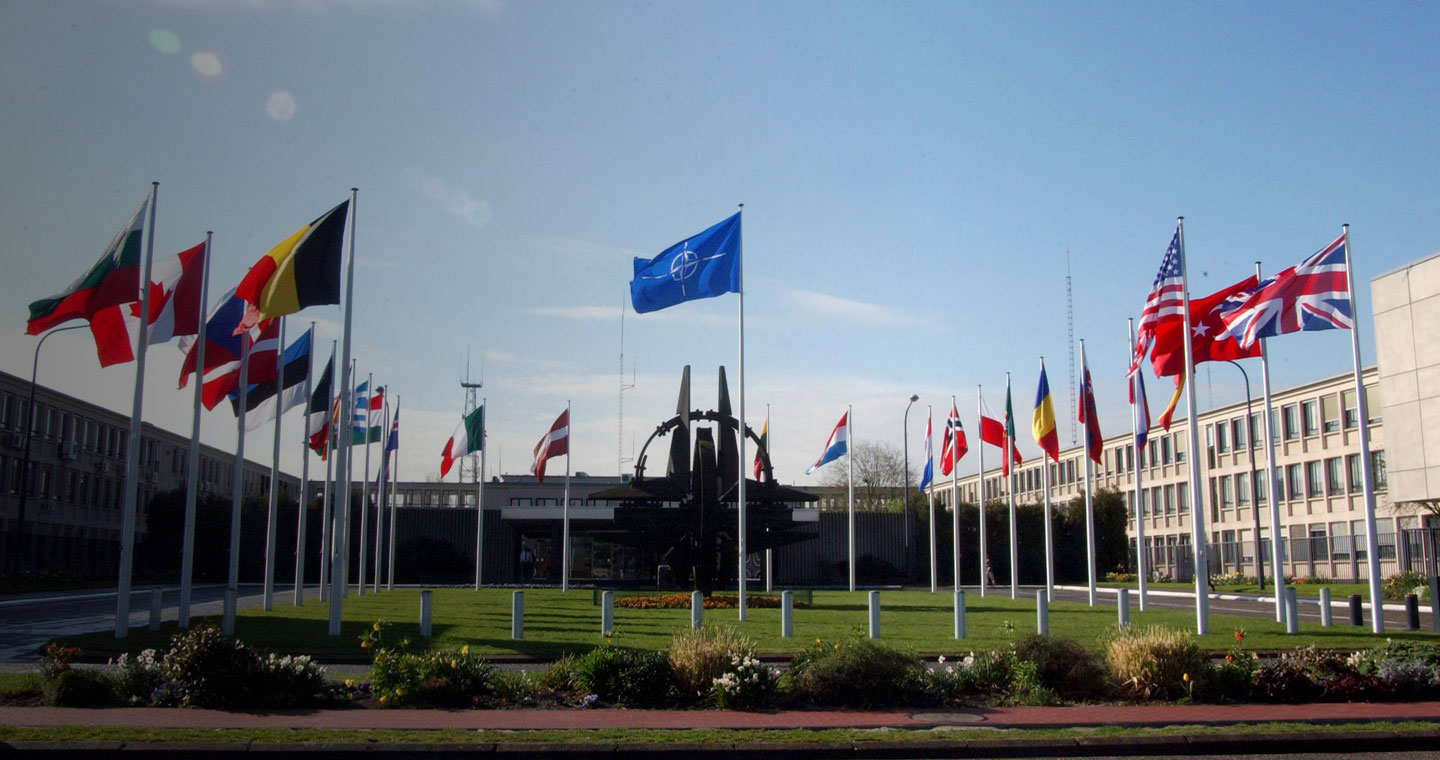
<box><xmin>223</xmin><ymin>328</ymin><xmax>250</xmax><ymax>637</ymax></box>
<box><xmin>318</xmin><ymin>342</ymin><xmax>336</xmax><ymax>602</ymax></box>
<box><xmin>475</xmin><ymin>399</ymin><xmax>486</xmax><ymax>591</ymax></box>
<box><xmin>1040</xmin><ymin>359</ymin><xmax>1055</xmax><ymax>600</ymax></box>
<box><xmin>1081</xmin><ymin>340</ymin><xmax>1098</xmax><ymax>607</ymax></box>
<box><xmin>1342</xmin><ymin>225</ymin><xmax>1384</xmax><ymax>633</ymax></box>
<box><xmin>1128</xmin><ymin>318</ymin><xmax>1149</xmax><ymax>611</ymax></box>
<box><xmin>114</xmin><ymin>182</ymin><xmax>158</xmax><ymax>638</ymax></box>
<box><xmin>1254</xmin><ymin>263</ymin><xmax>1285</xmax><ymax>623</ymax></box>
<box><xmin>950</xmin><ymin>395</ymin><xmax>961</xmax><ymax>593</ymax></box>
<box><xmin>927</xmin><ymin>405</ymin><xmax>937</xmax><ymax>593</ymax></box>
<box><xmin>1176</xmin><ymin>217</ymin><xmax>1211</xmax><ymax>635</ymax></box>
<box><xmin>328</xmin><ymin>187</ymin><xmax>358</xmax><ymax>636</ymax></box>
<box><xmin>341</xmin><ymin>360</ymin><xmax>357</xmax><ymax>600</ymax></box>
<box><xmin>387</xmin><ymin>395</ymin><xmax>400</xmax><ymax>590</ymax></box>
<box><xmin>977</xmin><ymin>385</ymin><xmax>987</xmax><ymax>598</ymax></box>
<box><xmin>736</xmin><ymin>203</ymin><xmax>748</xmax><ymax>621</ymax></box>
<box><xmin>764</xmin><ymin>402</ymin><xmax>772</xmax><ymax>593</ymax></box>
<box><xmin>562</xmin><ymin>400</ymin><xmax>572</xmax><ymax>593</ymax></box>
<box><xmin>358</xmin><ymin>372</ymin><xmax>373</xmax><ymax>597</ymax></box>
<box><xmin>373</xmin><ymin>395</ymin><xmax>388</xmax><ymax>592</ymax></box>
<box><xmin>294</xmin><ymin>322</ymin><xmax>314</xmax><ymax>605</ymax></box>
<box><xmin>179</xmin><ymin>230</ymin><xmax>211</xmax><ymax>627</ymax></box>
<box><xmin>847</xmin><ymin>406</ymin><xmax>855</xmax><ymax>592</ymax></box>
<box><xmin>263</xmin><ymin>316</ymin><xmax>287</xmax><ymax>610</ymax></box>
<box><xmin>1006</xmin><ymin>373</ymin><xmax>1018</xmax><ymax>600</ymax></box>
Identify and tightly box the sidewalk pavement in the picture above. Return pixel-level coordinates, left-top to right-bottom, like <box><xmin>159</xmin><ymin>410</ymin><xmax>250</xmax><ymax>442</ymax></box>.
<box><xmin>3</xmin><ymin>700</ymin><xmax>1440</xmax><ymax>731</ymax></box>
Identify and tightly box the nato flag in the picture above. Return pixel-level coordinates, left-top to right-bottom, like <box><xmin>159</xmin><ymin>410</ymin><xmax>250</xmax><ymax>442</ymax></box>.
<box><xmin>630</xmin><ymin>212</ymin><xmax>741</xmax><ymax>314</ymax></box>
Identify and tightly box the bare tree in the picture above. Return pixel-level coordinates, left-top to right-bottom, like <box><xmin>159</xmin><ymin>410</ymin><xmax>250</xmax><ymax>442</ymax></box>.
<box><xmin>820</xmin><ymin>440</ymin><xmax>913</xmax><ymax>512</ymax></box>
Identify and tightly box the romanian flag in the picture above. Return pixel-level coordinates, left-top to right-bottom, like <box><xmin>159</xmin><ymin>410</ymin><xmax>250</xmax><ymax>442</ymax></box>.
<box><xmin>752</xmin><ymin>413</ymin><xmax>769</xmax><ymax>480</ymax></box>
<box><xmin>1032</xmin><ymin>362</ymin><xmax>1059</xmax><ymax>462</ymax></box>
<box><xmin>27</xmin><ymin>198</ymin><xmax>148</xmax><ymax>335</ymax></box>
<box><xmin>235</xmin><ymin>200</ymin><xmax>348</xmax><ymax>332</ymax></box>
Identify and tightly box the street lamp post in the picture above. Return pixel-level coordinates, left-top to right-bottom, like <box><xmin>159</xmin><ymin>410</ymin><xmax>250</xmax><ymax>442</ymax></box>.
<box><xmin>902</xmin><ymin>394</ymin><xmax>918</xmax><ymax>581</ymax></box>
<box><xmin>1226</xmin><ymin>360</ymin><xmax>1264</xmax><ymax>591</ymax></box>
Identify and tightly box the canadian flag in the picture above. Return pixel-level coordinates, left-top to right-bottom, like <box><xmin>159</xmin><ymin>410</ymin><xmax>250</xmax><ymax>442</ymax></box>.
<box><xmin>89</xmin><ymin>242</ymin><xmax>205</xmax><ymax>367</ymax></box>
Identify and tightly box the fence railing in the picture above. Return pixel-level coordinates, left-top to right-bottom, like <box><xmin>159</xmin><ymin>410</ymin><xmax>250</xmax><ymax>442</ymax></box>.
<box><xmin>1127</xmin><ymin>528</ymin><xmax>1440</xmax><ymax>584</ymax></box>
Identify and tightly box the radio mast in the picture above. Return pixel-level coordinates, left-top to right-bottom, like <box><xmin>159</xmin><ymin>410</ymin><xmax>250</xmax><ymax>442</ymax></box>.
<box><xmin>461</xmin><ymin>347</ymin><xmax>483</xmax><ymax>483</ymax></box>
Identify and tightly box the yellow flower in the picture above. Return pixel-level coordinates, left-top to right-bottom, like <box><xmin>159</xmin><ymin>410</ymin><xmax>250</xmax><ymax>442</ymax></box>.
<box><xmin>461</xmin><ymin>645</ymin><xmax>469</xmax><ymax>656</ymax></box>
<box><xmin>373</xmin><ymin>622</ymin><xmax>382</xmax><ymax>632</ymax></box>
<box><xmin>361</xmin><ymin>640</ymin><xmax>372</xmax><ymax>649</ymax></box>
<box><xmin>449</xmin><ymin>659</ymin><xmax>457</xmax><ymax>668</ymax></box>
<box><xmin>1182</xmin><ymin>673</ymin><xmax>1190</xmax><ymax>682</ymax></box>
<box><xmin>395</xmin><ymin>689</ymin><xmax>404</xmax><ymax>696</ymax></box>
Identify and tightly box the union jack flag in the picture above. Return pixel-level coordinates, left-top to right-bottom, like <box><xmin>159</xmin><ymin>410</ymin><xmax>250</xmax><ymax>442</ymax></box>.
<box><xmin>1130</xmin><ymin>229</ymin><xmax>1185</xmax><ymax>375</ymax></box>
<box><xmin>940</xmin><ymin>401</ymin><xmax>967</xmax><ymax>477</ymax></box>
<box><xmin>1217</xmin><ymin>234</ymin><xmax>1351</xmax><ymax>350</ymax></box>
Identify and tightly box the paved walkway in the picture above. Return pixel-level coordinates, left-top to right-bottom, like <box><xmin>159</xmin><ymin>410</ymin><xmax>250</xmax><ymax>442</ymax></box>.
<box><xmin>3</xmin><ymin>700</ymin><xmax>1440</xmax><ymax>731</ymax></box>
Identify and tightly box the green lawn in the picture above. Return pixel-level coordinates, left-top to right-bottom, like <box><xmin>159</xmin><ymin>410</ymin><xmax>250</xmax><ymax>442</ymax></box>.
<box><xmin>60</xmin><ymin>588</ymin><xmax>1440</xmax><ymax>659</ymax></box>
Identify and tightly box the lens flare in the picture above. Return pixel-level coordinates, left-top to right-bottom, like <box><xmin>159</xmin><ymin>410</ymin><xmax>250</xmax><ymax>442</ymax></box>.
<box><xmin>266</xmin><ymin>91</ymin><xmax>297</xmax><ymax>121</ymax></box>
<box><xmin>191</xmin><ymin>52</ymin><xmax>222</xmax><ymax>77</ymax></box>
<box><xmin>422</xmin><ymin>179</ymin><xmax>446</xmax><ymax>200</ymax></box>
<box><xmin>148</xmin><ymin>29</ymin><xmax>180</xmax><ymax>55</ymax></box>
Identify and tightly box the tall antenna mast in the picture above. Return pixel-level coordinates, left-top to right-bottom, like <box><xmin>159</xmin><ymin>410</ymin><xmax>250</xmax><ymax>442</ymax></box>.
<box><xmin>1066</xmin><ymin>251</ymin><xmax>1077</xmax><ymax>447</ymax></box>
<box><xmin>461</xmin><ymin>346</ymin><xmax>484</xmax><ymax>483</ymax></box>
<box><xmin>619</xmin><ymin>297</ymin><xmax>636</xmax><ymax>475</ymax></box>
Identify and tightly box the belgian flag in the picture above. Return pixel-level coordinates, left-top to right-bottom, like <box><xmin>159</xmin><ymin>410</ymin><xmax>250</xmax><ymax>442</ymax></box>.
<box><xmin>235</xmin><ymin>200</ymin><xmax>348</xmax><ymax>332</ymax></box>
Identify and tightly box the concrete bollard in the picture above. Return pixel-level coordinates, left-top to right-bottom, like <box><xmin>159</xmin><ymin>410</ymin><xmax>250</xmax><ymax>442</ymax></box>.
<box><xmin>1349</xmin><ymin>594</ymin><xmax>1364</xmax><ymax>626</ymax></box>
<box><xmin>868</xmin><ymin>590</ymin><xmax>880</xmax><ymax>638</ymax></box>
<box><xmin>511</xmin><ymin>590</ymin><xmax>524</xmax><ymax>640</ymax></box>
<box><xmin>690</xmin><ymin>591</ymin><xmax>703</xmax><ymax>630</ymax></box>
<box><xmin>1318</xmin><ymin>587</ymin><xmax>1333</xmax><ymax>627</ymax></box>
<box><xmin>1117</xmin><ymin>588</ymin><xmax>1131</xmax><ymax>627</ymax></box>
<box><xmin>781</xmin><ymin>591</ymin><xmax>793</xmax><ymax>638</ymax></box>
<box><xmin>222</xmin><ymin>589</ymin><xmax>237</xmax><ymax>637</ymax></box>
<box><xmin>953</xmin><ymin>591</ymin><xmax>966</xmax><ymax>639</ymax></box>
<box><xmin>149</xmin><ymin>588</ymin><xmax>162</xmax><ymax>632</ymax></box>
<box><xmin>601</xmin><ymin>591</ymin><xmax>614</xmax><ymax>636</ymax></box>
<box><xmin>1286</xmin><ymin>587</ymin><xmax>1300</xmax><ymax>634</ymax></box>
<box><xmin>1405</xmin><ymin>594</ymin><xmax>1420</xmax><ymax>631</ymax></box>
<box><xmin>419</xmin><ymin>589</ymin><xmax>432</xmax><ymax>638</ymax></box>
<box><xmin>1036</xmin><ymin>589</ymin><xmax>1049</xmax><ymax>635</ymax></box>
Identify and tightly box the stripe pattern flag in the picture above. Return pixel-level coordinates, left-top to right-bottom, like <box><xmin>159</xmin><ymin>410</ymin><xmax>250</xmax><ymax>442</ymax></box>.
<box><xmin>1157</xmin><ymin>376</ymin><xmax>1184</xmax><ymax>431</ymax></box>
<box><xmin>177</xmin><ymin>290</ymin><xmax>278</xmax><ymax>410</ymax></box>
<box><xmin>1130</xmin><ymin>230</ymin><xmax>1185</xmax><ymax>374</ymax></box>
<box><xmin>805</xmin><ymin>412</ymin><xmax>848</xmax><ymax>475</ymax></box>
<box><xmin>1002</xmin><ymin>383</ymin><xmax>1023</xmax><ymax>476</ymax></box>
<box><xmin>377</xmin><ymin>403</ymin><xmax>400</xmax><ymax>489</ymax></box>
<box><xmin>27</xmin><ymin>198</ymin><xmax>148</xmax><ymax>335</ymax></box>
<box><xmin>440</xmin><ymin>405</ymin><xmax>483</xmax><ymax>479</ymax></box>
<box><xmin>1130</xmin><ymin>363</ymin><xmax>1151</xmax><ymax>453</ymax></box>
<box><xmin>979</xmin><ymin>393</ymin><xmax>1022</xmax><ymax>471</ymax></box>
<box><xmin>229</xmin><ymin>327</ymin><xmax>312</xmax><ymax>430</ymax></box>
<box><xmin>1217</xmin><ymin>234</ymin><xmax>1351</xmax><ymax>349</ymax></box>
<box><xmin>530</xmin><ymin>409</ymin><xmax>569</xmax><ymax>485</ymax></box>
<box><xmin>918</xmin><ymin>415</ymin><xmax>934</xmax><ymax>491</ymax></box>
<box><xmin>940</xmin><ymin>402</ymin><xmax>967</xmax><ymax>477</ymax></box>
<box><xmin>752</xmin><ymin>413</ymin><xmax>769</xmax><ymax>480</ymax></box>
<box><xmin>307</xmin><ymin>350</ymin><xmax>335</xmax><ymax>454</ymax></box>
<box><xmin>352</xmin><ymin>385</ymin><xmax>384</xmax><ymax>444</ymax></box>
<box><xmin>1032</xmin><ymin>363</ymin><xmax>1060</xmax><ymax>462</ymax></box>
<box><xmin>630</xmin><ymin>212</ymin><xmax>741</xmax><ymax>314</ymax></box>
<box><xmin>235</xmin><ymin>201</ymin><xmax>349</xmax><ymax>332</ymax></box>
<box><xmin>89</xmin><ymin>242</ymin><xmax>205</xmax><ymax>367</ymax></box>
<box><xmin>1149</xmin><ymin>276</ymin><xmax>1261</xmax><ymax>377</ymax></box>
<box><xmin>1079</xmin><ymin>352</ymin><xmax>1103</xmax><ymax>464</ymax></box>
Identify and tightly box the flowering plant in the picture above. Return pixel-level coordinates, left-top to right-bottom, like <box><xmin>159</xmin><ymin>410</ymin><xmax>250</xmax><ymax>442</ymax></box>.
<box><xmin>711</xmin><ymin>652</ymin><xmax>779</xmax><ymax>710</ymax></box>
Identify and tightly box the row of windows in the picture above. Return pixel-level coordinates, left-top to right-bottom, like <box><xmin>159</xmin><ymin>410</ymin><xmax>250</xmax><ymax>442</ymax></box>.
<box><xmin>1205</xmin><ymin>451</ymin><xmax>1389</xmax><ymax>515</ymax></box>
<box><xmin>1206</xmin><ymin>387</ymin><xmax>1382</xmax><ymax>460</ymax></box>
<box><xmin>0</xmin><ymin>392</ymin><xmax>136</xmax><ymax>459</ymax></box>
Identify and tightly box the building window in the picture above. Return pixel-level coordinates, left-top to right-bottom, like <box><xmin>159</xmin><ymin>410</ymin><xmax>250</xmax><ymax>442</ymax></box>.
<box><xmin>0</xmin><ymin>393</ymin><xmax>11</xmax><ymax>428</ymax></box>
<box><xmin>1321</xmin><ymin>395</ymin><xmax>1340</xmax><ymax>433</ymax></box>
<box><xmin>1174</xmin><ymin>434</ymin><xmax>1186</xmax><ymax>463</ymax></box>
<box><xmin>1342</xmin><ymin>390</ymin><xmax>1359</xmax><ymax>429</ymax></box>
<box><xmin>1177</xmin><ymin>486</ymin><xmax>1188</xmax><ymax>513</ymax></box>
<box><xmin>1283</xmin><ymin>404</ymin><xmax>1299</xmax><ymax>440</ymax></box>
<box><xmin>1256</xmin><ymin>471</ymin><xmax>1268</xmax><ymax>505</ymax></box>
<box><xmin>1364</xmin><ymin>387</ymin><xmax>1382</xmax><ymax>424</ymax></box>
<box><xmin>1371</xmin><ymin>450</ymin><xmax>1387</xmax><ymax>489</ymax></box>
<box><xmin>1164</xmin><ymin>484</ymin><xmax>1175</xmax><ymax>514</ymax></box>
<box><xmin>1286</xmin><ymin>463</ymin><xmax>1303</xmax><ymax>500</ymax></box>
<box><xmin>1236</xmin><ymin>472</ymin><xmax>1250</xmax><ymax>506</ymax></box>
<box><xmin>1220</xmin><ymin>475</ymin><xmax>1234</xmax><ymax>508</ymax></box>
<box><xmin>1232</xmin><ymin>418</ymin><xmax>1246</xmax><ymax>452</ymax></box>
<box><xmin>1161</xmin><ymin>436</ymin><xmax>1172</xmax><ymax>465</ymax></box>
<box><xmin>1347</xmin><ymin>454</ymin><xmax>1362</xmax><ymax>493</ymax></box>
<box><xmin>1215</xmin><ymin>424</ymin><xmax>1229</xmax><ymax>454</ymax></box>
<box><xmin>1302</xmin><ymin>400</ymin><xmax>1319</xmax><ymax>436</ymax></box>
<box><xmin>1310</xmin><ymin>525</ymin><xmax>1329</xmax><ymax>561</ymax></box>
<box><xmin>1306</xmin><ymin>460</ymin><xmax>1323</xmax><ymax>496</ymax></box>
<box><xmin>1250</xmin><ymin>413</ymin><xmax>1264</xmax><ymax>446</ymax></box>
<box><xmin>1325</xmin><ymin>457</ymin><xmax>1344</xmax><ymax>496</ymax></box>
<box><xmin>1126</xmin><ymin>444</ymin><xmax>1134</xmax><ymax>471</ymax></box>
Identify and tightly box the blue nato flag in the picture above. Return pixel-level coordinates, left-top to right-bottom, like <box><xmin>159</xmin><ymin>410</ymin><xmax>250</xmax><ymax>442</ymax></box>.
<box><xmin>630</xmin><ymin>212</ymin><xmax>741</xmax><ymax>314</ymax></box>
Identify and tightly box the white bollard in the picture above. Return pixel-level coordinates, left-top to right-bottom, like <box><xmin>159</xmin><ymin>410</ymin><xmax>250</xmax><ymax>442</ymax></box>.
<box><xmin>1036</xmin><ymin>589</ymin><xmax>1049</xmax><ymax>635</ymax></box>
<box><xmin>868</xmin><ymin>590</ymin><xmax>880</xmax><ymax>638</ymax></box>
<box><xmin>221</xmin><ymin>589</ymin><xmax>237</xmax><ymax>637</ymax></box>
<box><xmin>690</xmin><ymin>590</ymin><xmax>703</xmax><ymax>630</ymax></box>
<box><xmin>1118</xmin><ymin>588</ymin><xmax>1131</xmax><ymax>627</ymax></box>
<box><xmin>953</xmin><ymin>590</ymin><xmax>966</xmax><ymax>639</ymax></box>
<box><xmin>601</xmin><ymin>591</ymin><xmax>614</xmax><ymax>635</ymax></box>
<box><xmin>149</xmin><ymin>588</ymin><xmax>162</xmax><ymax>632</ymax></box>
<box><xmin>419</xmin><ymin>589</ymin><xmax>432</xmax><ymax>638</ymax></box>
<box><xmin>1285</xmin><ymin>587</ymin><xmax>1300</xmax><ymax>634</ymax></box>
<box><xmin>781</xmin><ymin>591</ymin><xmax>793</xmax><ymax>638</ymax></box>
<box><xmin>1319</xmin><ymin>587</ymin><xmax>1333</xmax><ymax>627</ymax></box>
<box><xmin>511</xmin><ymin>590</ymin><xmax>524</xmax><ymax>640</ymax></box>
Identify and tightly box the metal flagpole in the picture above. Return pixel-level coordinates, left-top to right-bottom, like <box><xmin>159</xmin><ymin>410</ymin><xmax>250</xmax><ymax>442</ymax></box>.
<box><xmin>1254</xmin><ymin>262</ymin><xmax>1285</xmax><ymax>623</ymax></box>
<box><xmin>847</xmin><ymin>406</ymin><xmax>855</xmax><ymax>592</ymax></box>
<box><xmin>318</xmin><ymin>342</ymin><xmax>336</xmax><ymax>602</ymax></box>
<box><xmin>373</xmin><ymin>395</ymin><xmax>388</xmax><ymax>592</ymax></box>
<box><xmin>328</xmin><ymin>187</ymin><xmax>359</xmax><ymax>636</ymax></box>
<box><xmin>294</xmin><ymin>322</ymin><xmax>314</xmax><ymax>605</ymax></box>
<box><xmin>736</xmin><ymin>203</ymin><xmax>748</xmax><ymax>621</ymax></box>
<box><xmin>927</xmin><ymin>406</ymin><xmax>937</xmax><ymax>593</ymax></box>
<box><xmin>764</xmin><ymin>403</ymin><xmax>772</xmax><ymax>593</ymax></box>
<box><xmin>179</xmin><ymin>230</ymin><xmax>211</xmax><ymax>627</ymax></box>
<box><xmin>1342</xmin><ymin>225</ymin><xmax>1384</xmax><ymax>633</ymax></box>
<box><xmin>114</xmin><ymin>182</ymin><xmax>158</xmax><ymax>638</ymax></box>
<box><xmin>1176</xmin><ymin>217</ymin><xmax>1211</xmax><ymax>634</ymax></box>
<box><xmin>475</xmin><ymin>399</ymin><xmax>486</xmax><ymax>590</ymax></box>
<box><xmin>1039</xmin><ymin>359</ymin><xmax>1055</xmax><ymax>599</ymax></box>
<box><xmin>224</xmin><ymin>328</ymin><xmax>250</xmax><ymax>637</ymax></box>
<box><xmin>561</xmin><ymin>400</ymin><xmax>572</xmax><ymax>593</ymax></box>
<box><xmin>1080</xmin><ymin>340</ymin><xmax>1098</xmax><ymax>607</ymax></box>
<box><xmin>951</xmin><ymin>396</ymin><xmax>961</xmax><ymax>593</ymax></box>
<box><xmin>1128</xmin><ymin>318</ymin><xmax>1149</xmax><ymax>611</ymax></box>
<box><xmin>358</xmin><ymin>373</ymin><xmax>373</xmax><ymax>596</ymax></box>
<box><xmin>341</xmin><ymin>360</ymin><xmax>357</xmax><ymax>600</ymax></box>
<box><xmin>263</xmin><ymin>317</ymin><xmax>287</xmax><ymax>610</ymax></box>
<box><xmin>1006</xmin><ymin>373</ymin><xmax>1018</xmax><ymax>600</ymax></box>
<box><xmin>387</xmin><ymin>395</ymin><xmax>400</xmax><ymax>590</ymax></box>
<box><xmin>977</xmin><ymin>385</ymin><xmax>987</xmax><ymax>598</ymax></box>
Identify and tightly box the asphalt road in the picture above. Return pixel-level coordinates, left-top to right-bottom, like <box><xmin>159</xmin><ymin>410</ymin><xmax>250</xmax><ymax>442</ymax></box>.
<box><xmin>1046</xmin><ymin>584</ymin><xmax>1437</xmax><ymax>631</ymax></box>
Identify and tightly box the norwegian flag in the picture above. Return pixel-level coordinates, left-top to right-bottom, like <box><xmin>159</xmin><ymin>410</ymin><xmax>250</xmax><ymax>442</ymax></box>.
<box><xmin>1217</xmin><ymin>234</ymin><xmax>1351</xmax><ymax>350</ymax></box>
<box><xmin>1130</xmin><ymin>229</ymin><xmax>1185</xmax><ymax>375</ymax></box>
<box><xmin>940</xmin><ymin>402</ymin><xmax>968</xmax><ymax>477</ymax></box>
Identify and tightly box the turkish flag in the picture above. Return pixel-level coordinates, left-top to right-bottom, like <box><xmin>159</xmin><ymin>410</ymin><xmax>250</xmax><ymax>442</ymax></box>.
<box><xmin>1150</xmin><ymin>276</ymin><xmax>1261</xmax><ymax>377</ymax></box>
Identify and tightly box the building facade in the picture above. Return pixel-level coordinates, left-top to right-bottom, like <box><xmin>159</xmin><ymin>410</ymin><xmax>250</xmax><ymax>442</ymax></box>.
<box><xmin>1372</xmin><ymin>251</ymin><xmax>1440</xmax><ymax>509</ymax></box>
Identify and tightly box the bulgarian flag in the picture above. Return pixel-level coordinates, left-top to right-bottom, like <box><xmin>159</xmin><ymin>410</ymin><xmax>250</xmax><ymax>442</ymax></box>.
<box><xmin>979</xmin><ymin>391</ymin><xmax>1022</xmax><ymax>474</ymax></box>
<box><xmin>27</xmin><ymin>198</ymin><xmax>148</xmax><ymax>335</ymax></box>
<box><xmin>235</xmin><ymin>200</ymin><xmax>348</xmax><ymax>333</ymax></box>
<box><xmin>440</xmin><ymin>405</ymin><xmax>484</xmax><ymax>479</ymax></box>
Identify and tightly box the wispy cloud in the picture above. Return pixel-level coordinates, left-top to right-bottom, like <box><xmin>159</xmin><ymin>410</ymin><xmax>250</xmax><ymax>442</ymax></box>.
<box><xmin>778</xmin><ymin>287</ymin><xmax>918</xmax><ymax>327</ymax></box>
<box><xmin>530</xmin><ymin>235</ymin><xmax>644</xmax><ymax>262</ymax></box>
<box><xmin>520</xmin><ymin>303</ymin><xmax>735</xmax><ymax>327</ymax></box>
<box><xmin>158</xmin><ymin>0</ymin><xmax>502</xmax><ymax>13</ymax></box>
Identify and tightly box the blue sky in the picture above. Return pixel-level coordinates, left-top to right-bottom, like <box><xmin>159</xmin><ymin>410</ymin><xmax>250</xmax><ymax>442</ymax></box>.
<box><xmin>1</xmin><ymin>0</ymin><xmax>1436</xmax><ymax>484</ymax></box>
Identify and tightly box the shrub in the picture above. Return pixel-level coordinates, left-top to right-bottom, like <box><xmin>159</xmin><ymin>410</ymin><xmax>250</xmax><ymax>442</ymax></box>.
<box><xmin>574</xmin><ymin>645</ymin><xmax>674</xmax><ymax>706</ymax></box>
<box><xmin>711</xmin><ymin>653</ymin><xmax>779</xmax><ymax>710</ymax></box>
<box><xmin>1349</xmin><ymin>640</ymin><xmax>1440</xmax><ymax>675</ymax></box>
<box><xmin>1012</xmin><ymin>634</ymin><xmax>1106</xmax><ymax>696</ymax></box>
<box><xmin>536</xmin><ymin>653</ymin><xmax>581</xmax><ymax>693</ymax></box>
<box><xmin>255</xmin><ymin>654</ymin><xmax>326</xmax><ymax>708</ymax></box>
<box><xmin>1382</xmin><ymin>571</ymin><xmax>1430</xmax><ymax>600</ymax></box>
<box><xmin>161</xmin><ymin>625</ymin><xmax>262</xmax><ymax>709</ymax></box>
<box><xmin>669</xmin><ymin>625</ymin><xmax>756</xmax><ymax>699</ymax></box>
<box><xmin>40</xmin><ymin>642</ymin><xmax>80</xmax><ymax>682</ymax></box>
<box><xmin>489</xmin><ymin>670</ymin><xmax>537</xmax><ymax>704</ymax></box>
<box><xmin>1103</xmin><ymin>625</ymin><xmax>1204</xmax><ymax>701</ymax></box>
<box><xmin>42</xmin><ymin>668</ymin><xmax>118</xmax><ymax>707</ymax></box>
<box><xmin>111</xmin><ymin>649</ymin><xmax>166</xmax><ymax>705</ymax></box>
<box><xmin>925</xmin><ymin>649</ymin><xmax>1013</xmax><ymax>703</ymax></box>
<box><xmin>1251</xmin><ymin>657</ymin><xmax>1320</xmax><ymax>703</ymax></box>
<box><xmin>1103</xmin><ymin>571</ymin><xmax>1137</xmax><ymax>583</ymax></box>
<box><xmin>786</xmin><ymin>637</ymin><xmax>925</xmax><ymax>708</ymax></box>
<box><xmin>370</xmin><ymin>646</ymin><xmax>494</xmax><ymax>707</ymax></box>
<box><xmin>1202</xmin><ymin>654</ymin><xmax>1256</xmax><ymax>702</ymax></box>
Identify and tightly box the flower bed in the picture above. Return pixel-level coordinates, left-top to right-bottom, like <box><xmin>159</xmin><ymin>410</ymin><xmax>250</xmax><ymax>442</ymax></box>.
<box><xmin>612</xmin><ymin>593</ymin><xmax>806</xmax><ymax>609</ymax></box>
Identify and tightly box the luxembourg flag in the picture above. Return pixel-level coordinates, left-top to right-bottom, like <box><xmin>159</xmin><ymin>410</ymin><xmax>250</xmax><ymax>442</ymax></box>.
<box><xmin>805</xmin><ymin>411</ymin><xmax>848</xmax><ymax>475</ymax></box>
<box><xmin>918</xmin><ymin>414</ymin><xmax>934</xmax><ymax>491</ymax></box>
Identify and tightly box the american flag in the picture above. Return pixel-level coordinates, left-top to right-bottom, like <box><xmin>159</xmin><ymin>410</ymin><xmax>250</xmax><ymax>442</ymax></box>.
<box><xmin>940</xmin><ymin>401</ymin><xmax>967</xmax><ymax>477</ymax></box>
<box><xmin>1131</xmin><ymin>230</ymin><xmax>1185</xmax><ymax>374</ymax></box>
<box><xmin>1217</xmin><ymin>234</ymin><xmax>1351</xmax><ymax>350</ymax></box>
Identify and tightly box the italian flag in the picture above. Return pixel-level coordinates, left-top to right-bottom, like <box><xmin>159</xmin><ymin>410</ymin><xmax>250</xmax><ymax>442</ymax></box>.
<box><xmin>440</xmin><ymin>405</ymin><xmax>484</xmax><ymax>478</ymax></box>
<box><xmin>27</xmin><ymin>198</ymin><xmax>148</xmax><ymax>335</ymax></box>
